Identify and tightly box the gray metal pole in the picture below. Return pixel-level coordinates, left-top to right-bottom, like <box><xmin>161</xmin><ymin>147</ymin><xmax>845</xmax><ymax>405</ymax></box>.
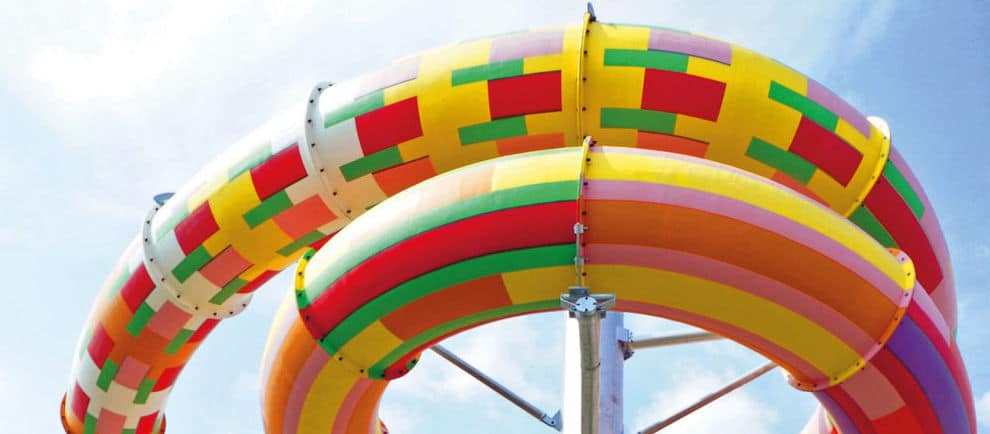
<box><xmin>562</xmin><ymin>304</ymin><xmax>624</xmax><ymax>434</ymax></box>
<box><xmin>636</xmin><ymin>362</ymin><xmax>777</xmax><ymax>434</ymax></box>
<box><xmin>430</xmin><ymin>345</ymin><xmax>561</xmax><ymax>430</ymax></box>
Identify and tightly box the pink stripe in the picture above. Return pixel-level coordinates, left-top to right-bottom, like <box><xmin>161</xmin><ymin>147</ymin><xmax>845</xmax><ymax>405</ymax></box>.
<box><xmin>648</xmin><ymin>28</ymin><xmax>732</xmax><ymax>65</ymax></box>
<box><xmin>911</xmin><ymin>284</ymin><xmax>951</xmax><ymax>344</ymax></box>
<box><xmin>260</xmin><ymin>306</ymin><xmax>304</xmax><ymax>391</ymax></box>
<box><xmin>618</xmin><ymin>300</ymin><xmax>827</xmax><ymax>383</ymax></box>
<box><xmin>331</xmin><ymin>378</ymin><xmax>374</xmax><ymax>434</ymax></box>
<box><xmin>585</xmin><ymin>179</ymin><xmax>906</xmax><ymax>304</ymax></box>
<box><xmin>588</xmin><ymin>244</ymin><xmax>874</xmax><ymax>354</ymax></box>
<box><xmin>283</xmin><ymin>346</ymin><xmax>332</xmax><ymax>434</ymax></box>
<box><xmin>807</xmin><ymin>79</ymin><xmax>871</xmax><ymax>137</ymax></box>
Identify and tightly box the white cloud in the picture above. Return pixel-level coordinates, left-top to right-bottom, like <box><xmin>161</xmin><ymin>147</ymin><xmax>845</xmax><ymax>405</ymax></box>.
<box><xmin>978</xmin><ymin>391</ymin><xmax>990</xmax><ymax>427</ymax></box>
<box><xmin>632</xmin><ymin>364</ymin><xmax>779</xmax><ymax>434</ymax></box>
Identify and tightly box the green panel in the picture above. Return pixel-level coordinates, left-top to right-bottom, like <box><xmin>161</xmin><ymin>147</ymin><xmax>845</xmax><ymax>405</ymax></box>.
<box><xmin>323</xmin><ymin>89</ymin><xmax>385</xmax><ymax>128</ymax></box>
<box><xmin>340</xmin><ymin>146</ymin><xmax>404</xmax><ymax>181</ymax></box>
<box><xmin>153</xmin><ymin>205</ymin><xmax>190</xmax><ymax>241</ymax></box>
<box><xmin>96</xmin><ymin>359</ymin><xmax>120</xmax><ymax>391</ymax></box>
<box><xmin>882</xmin><ymin>163</ymin><xmax>925</xmax><ymax>219</ymax></box>
<box><xmin>123</xmin><ymin>430</ymin><xmax>136</xmax><ymax>434</ymax></box>
<box><xmin>850</xmin><ymin>206</ymin><xmax>899</xmax><ymax>248</ymax></box>
<box><xmin>164</xmin><ymin>329</ymin><xmax>195</xmax><ymax>355</ymax></box>
<box><xmin>277</xmin><ymin>230</ymin><xmax>327</xmax><ymax>256</ymax></box>
<box><xmin>171</xmin><ymin>246</ymin><xmax>213</xmax><ymax>283</ymax></box>
<box><xmin>126</xmin><ymin>303</ymin><xmax>156</xmax><ymax>337</ymax></box>
<box><xmin>369</xmin><ymin>299</ymin><xmax>560</xmax><ymax>377</ymax></box>
<box><xmin>603</xmin><ymin>48</ymin><xmax>688</xmax><ymax>72</ymax></box>
<box><xmin>768</xmin><ymin>82</ymin><xmax>838</xmax><ymax>130</ymax></box>
<box><xmin>320</xmin><ymin>244</ymin><xmax>576</xmax><ymax>354</ymax></box>
<box><xmin>600</xmin><ymin>108</ymin><xmax>676</xmax><ymax>134</ymax></box>
<box><xmin>84</xmin><ymin>414</ymin><xmax>97</xmax><ymax>434</ymax></box>
<box><xmin>745</xmin><ymin>137</ymin><xmax>816</xmax><ymax>184</ymax></box>
<box><xmin>451</xmin><ymin>59</ymin><xmax>525</xmax><ymax>85</ymax></box>
<box><xmin>300</xmin><ymin>180</ymin><xmax>579</xmax><ymax>307</ymax></box>
<box><xmin>209</xmin><ymin>278</ymin><xmax>249</xmax><ymax>305</ymax></box>
<box><xmin>133</xmin><ymin>379</ymin><xmax>155</xmax><ymax>404</ymax></box>
<box><xmin>458</xmin><ymin>116</ymin><xmax>528</xmax><ymax>145</ymax></box>
<box><xmin>228</xmin><ymin>145</ymin><xmax>273</xmax><ymax>180</ymax></box>
<box><xmin>244</xmin><ymin>190</ymin><xmax>294</xmax><ymax>228</ymax></box>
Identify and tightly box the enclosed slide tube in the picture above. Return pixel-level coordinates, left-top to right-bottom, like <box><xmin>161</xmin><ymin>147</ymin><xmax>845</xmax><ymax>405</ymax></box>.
<box><xmin>62</xmin><ymin>13</ymin><xmax>973</xmax><ymax>434</ymax></box>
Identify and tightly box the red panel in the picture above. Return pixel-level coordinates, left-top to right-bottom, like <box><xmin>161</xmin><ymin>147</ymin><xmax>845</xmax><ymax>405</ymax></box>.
<box><xmin>272</xmin><ymin>195</ymin><xmax>337</xmax><ymax>239</ymax></box>
<box><xmin>301</xmin><ymin>201</ymin><xmax>576</xmax><ymax>337</ymax></box>
<box><xmin>237</xmin><ymin>269</ymin><xmax>278</xmax><ymax>294</ymax></box>
<box><xmin>864</xmin><ymin>178</ymin><xmax>943</xmax><ymax>292</ymax></box>
<box><xmin>187</xmin><ymin>318</ymin><xmax>219</xmax><ymax>344</ymax></box>
<box><xmin>495</xmin><ymin>132</ymin><xmax>565</xmax><ymax>156</ymax></box>
<box><xmin>825</xmin><ymin>386</ymin><xmax>878</xmax><ymax>434</ymax></box>
<box><xmin>771</xmin><ymin>172</ymin><xmax>828</xmax><ymax>206</ymax></box>
<box><xmin>487</xmin><ymin>71</ymin><xmax>562</xmax><ymax>119</ymax></box>
<box><xmin>372</xmin><ymin>157</ymin><xmax>437</xmax><ymax>196</ymax></box>
<box><xmin>355</xmin><ymin>97</ymin><xmax>423</xmax><ymax>155</ymax></box>
<box><xmin>153</xmin><ymin>364</ymin><xmax>184</xmax><ymax>391</ymax></box>
<box><xmin>70</xmin><ymin>383</ymin><xmax>90</xmax><ymax>421</ymax></box>
<box><xmin>872</xmin><ymin>349</ymin><xmax>943</xmax><ymax>434</ymax></box>
<box><xmin>873</xmin><ymin>406</ymin><xmax>926</xmax><ymax>434</ymax></box>
<box><xmin>250</xmin><ymin>144</ymin><xmax>308</xmax><ymax>200</ymax></box>
<box><xmin>641</xmin><ymin>69</ymin><xmax>725</xmax><ymax>121</ymax></box>
<box><xmin>636</xmin><ymin>131</ymin><xmax>708</xmax><ymax>157</ymax></box>
<box><xmin>173</xmin><ymin>202</ymin><xmax>220</xmax><ymax>255</ymax></box>
<box><xmin>198</xmin><ymin>246</ymin><xmax>252</xmax><ymax>287</ymax></box>
<box><xmin>87</xmin><ymin>325</ymin><xmax>114</xmax><ymax>367</ymax></box>
<box><xmin>789</xmin><ymin>117</ymin><xmax>862</xmax><ymax>185</ymax></box>
<box><xmin>136</xmin><ymin>411</ymin><xmax>160</xmax><ymax>434</ymax></box>
<box><xmin>120</xmin><ymin>265</ymin><xmax>155</xmax><ymax>312</ymax></box>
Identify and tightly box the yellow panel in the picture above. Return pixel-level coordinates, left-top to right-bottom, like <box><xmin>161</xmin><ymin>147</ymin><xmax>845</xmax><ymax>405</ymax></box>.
<box><xmin>490</xmin><ymin>149</ymin><xmax>580</xmax><ymax>191</ymax></box>
<box><xmin>297</xmin><ymin>361</ymin><xmax>360</xmax><ymax>434</ymax></box>
<box><xmin>525</xmin><ymin>111</ymin><xmax>568</xmax><ymax>136</ymax></box>
<box><xmin>586</xmin><ymin>151</ymin><xmax>909</xmax><ymax>288</ymax></box>
<box><xmin>523</xmin><ymin>53</ymin><xmax>563</xmax><ymax>74</ymax></box>
<box><xmin>401</xmin><ymin>38</ymin><xmax>499</xmax><ymax>173</ymax></box>
<box><xmin>207</xmin><ymin>172</ymin><xmax>294</xmax><ymax>264</ymax></box>
<box><xmin>502</xmin><ymin>266</ymin><xmax>574</xmax><ymax>304</ymax></box>
<box><xmin>588</xmin><ymin>264</ymin><xmax>858</xmax><ymax>376</ymax></box>
<box><xmin>702</xmin><ymin>48</ymin><xmax>806</xmax><ymax>172</ymax></box>
<box><xmin>338</xmin><ymin>321</ymin><xmax>403</xmax><ymax>370</ymax></box>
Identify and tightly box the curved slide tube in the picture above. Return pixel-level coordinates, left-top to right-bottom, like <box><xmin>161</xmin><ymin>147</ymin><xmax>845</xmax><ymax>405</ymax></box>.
<box><xmin>63</xmin><ymin>16</ymin><xmax>972</xmax><ymax>434</ymax></box>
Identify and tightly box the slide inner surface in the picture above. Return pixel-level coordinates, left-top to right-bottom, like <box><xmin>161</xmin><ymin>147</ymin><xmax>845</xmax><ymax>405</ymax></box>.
<box><xmin>63</xmin><ymin>17</ymin><xmax>972</xmax><ymax>434</ymax></box>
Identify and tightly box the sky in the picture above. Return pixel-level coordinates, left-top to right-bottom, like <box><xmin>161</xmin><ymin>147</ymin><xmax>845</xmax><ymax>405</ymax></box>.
<box><xmin>1</xmin><ymin>0</ymin><xmax>988</xmax><ymax>433</ymax></box>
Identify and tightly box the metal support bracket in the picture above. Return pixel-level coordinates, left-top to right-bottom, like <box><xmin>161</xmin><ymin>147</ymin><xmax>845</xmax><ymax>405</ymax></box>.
<box><xmin>430</xmin><ymin>345</ymin><xmax>562</xmax><ymax>431</ymax></box>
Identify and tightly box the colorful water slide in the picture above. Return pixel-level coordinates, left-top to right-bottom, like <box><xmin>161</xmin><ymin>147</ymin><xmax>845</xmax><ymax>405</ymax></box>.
<box><xmin>63</xmin><ymin>13</ymin><xmax>974</xmax><ymax>434</ymax></box>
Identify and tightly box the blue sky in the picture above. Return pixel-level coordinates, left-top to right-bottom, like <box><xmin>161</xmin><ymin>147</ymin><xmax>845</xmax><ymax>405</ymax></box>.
<box><xmin>1</xmin><ymin>1</ymin><xmax>987</xmax><ymax>433</ymax></box>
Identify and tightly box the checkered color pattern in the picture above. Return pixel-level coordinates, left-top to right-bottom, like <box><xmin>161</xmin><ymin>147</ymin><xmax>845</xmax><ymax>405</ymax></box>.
<box><xmin>64</xmin><ymin>20</ymin><xmax>964</xmax><ymax>434</ymax></box>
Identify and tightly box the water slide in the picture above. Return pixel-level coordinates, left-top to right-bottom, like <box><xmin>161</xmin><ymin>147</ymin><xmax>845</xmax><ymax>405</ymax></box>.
<box><xmin>62</xmin><ymin>12</ymin><xmax>975</xmax><ymax>434</ymax></box>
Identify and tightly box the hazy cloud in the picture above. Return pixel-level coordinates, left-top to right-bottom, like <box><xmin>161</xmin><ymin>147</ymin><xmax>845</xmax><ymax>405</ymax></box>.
<box><xmin>632</xmin><ymin>364</ymin><xmax>779</xmax><ymax>434</ymax></box>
